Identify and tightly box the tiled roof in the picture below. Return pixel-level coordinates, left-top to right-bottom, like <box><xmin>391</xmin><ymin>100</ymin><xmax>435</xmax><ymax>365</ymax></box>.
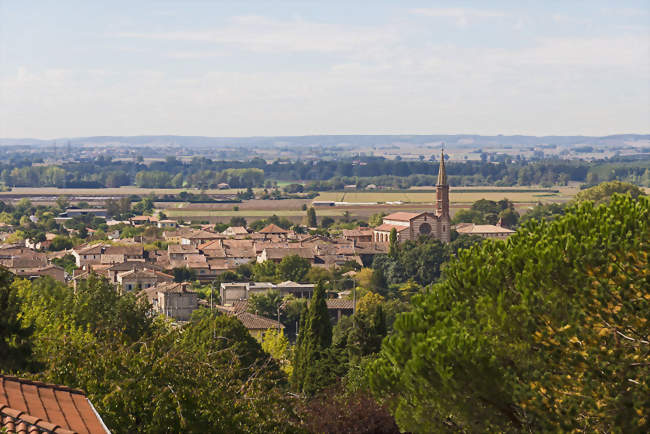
<box><xmin>341</xmin><ymin>229</ymin><xmax>373</xmax><ymax>237</ymax></box>
<box><xmin>0</xmin><ymin>375</ymin><xmax>108</xmax><ymax>434</ymax></box>
<box><xmin>262</xmin><ymin>247</ymin><xmax>314</xmax><ymax>259</ymax></box>
<box><xmin>223</xmin><ymin>226</ymin><xmax>248</xmax><ymax>235</ymax></box>
<box><xmin>235</xmin><ymin>312</ymin><xmax>284</xmax><ymax>330</ymax></box>
<box><xmin>382</xmin><ymin>212</ymin><xmax>422</xmax><ymax>222</ymax></box>
<box><xmin>326</xmin><ymin>299</ymin><xmax>355</xmax><ymax>310</ymax></box>
<box><xmin>258</xmin><ymin>224</ymin><xmax>289</xmax><ymax>234</ymax></box>
<box><xmin>373</xmin><ymin>223</ymin><xmax>410</xmax><ymax>232</ymax></box>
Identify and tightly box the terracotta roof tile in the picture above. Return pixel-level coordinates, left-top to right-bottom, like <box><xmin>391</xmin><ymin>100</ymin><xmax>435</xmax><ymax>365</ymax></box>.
<box><xmin>382</xmin><ymin>212</ymin><xmax>422</xmax><ymax>221</ymax></box>
<box><xmin>373</xmin><ymin>223</ymin><xmax>410</xmax><ymax>232</ymax></box>
<box><xmin>0</xmin><ymin>376</ymin><xmax>107</xmax><ymax>433</ymax></box>
<box><xmin>258</xmin><ymin>224</ymin><xmax>289</xmax><ymax>234</ymax></box>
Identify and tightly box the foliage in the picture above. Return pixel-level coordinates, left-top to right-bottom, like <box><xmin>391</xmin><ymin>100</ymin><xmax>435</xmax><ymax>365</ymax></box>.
<box><xmin>0</xmin><ymin>269</ymin><xmax>33</xmax><ymax>372</ymax></box>
<box><xmin>51</xmin><ymin>253</ymin><xmax>77</xmax><ymax>274</ymax></box>
<box><xmin>369</xmin><ymin>194</ymin><xmax>649</xmax><ymax>432</ymax></box>
<box><xmin>306</xmin><ymin>207</ymin><xmax>317</xmax><ymax>227</ymax></box>
<box><xmin>172</xmin><ymin>266</ymin><xmax>197</xmax><ymax>283</ymax></box>
<box><xmin>520</xmin><ymin>201</ymin><xmax>565</xmax><ymax>224</ymax></box>
<box><xmin>373</xmin><ymin>237</ymin><xmax>449</xmax><ymax>287</ymax></box>
<box><xmin>261</xmin><ymin>329</ymin><xmax>292</xmax><ymax>375</ymax></box>
<box><xmin>229</xmin><ymin>216</ymin><xmax>247</xmax><ymax>227</ymax></box>
<box><xmin>291</xmin><ymin>282</ymin><xmax>333</xmax><ymax>395</ymax></box>
<box><xmin>12</xmin><ymin>277</ymin><xmax>299</xmax><ymax>433</ymax></box>
<box><xmin>388</xmin><ymin>228</ymin><xmax>398</xmax><ymax>258</ymax></box>
<box><xmin>574</xmin><ymin>180</ymin><xmax>644</xmax><ymax>204</ymax></box>
<box><xmin>299</xmin><ymin>385</ymin><xmax>400</xmax><ymax>434</ymax></box>
<box><xmin>277</xmin><ymin>255</ymin><xmax>311</xmax><ymax>282</ymax></box>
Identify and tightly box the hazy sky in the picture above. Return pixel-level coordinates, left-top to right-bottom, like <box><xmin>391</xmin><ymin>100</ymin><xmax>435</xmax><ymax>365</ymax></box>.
<box><xmin>1</xmin><ymin>0</ymin><xmax>648</xmax><ymax>138</ymax></box>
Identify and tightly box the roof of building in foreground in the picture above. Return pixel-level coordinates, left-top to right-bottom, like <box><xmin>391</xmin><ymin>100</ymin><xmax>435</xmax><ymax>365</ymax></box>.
<box><xmin>0</xmin><ymin>375</ymin><xmax>109</xmax><ymax>434</ymax></box>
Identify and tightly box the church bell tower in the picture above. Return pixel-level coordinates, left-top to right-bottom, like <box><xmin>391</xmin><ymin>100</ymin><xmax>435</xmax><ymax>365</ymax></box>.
<box><xmin>436</xmin><ymin>149</ymin><xmax>451</xmax><ymax>243</ymax></box>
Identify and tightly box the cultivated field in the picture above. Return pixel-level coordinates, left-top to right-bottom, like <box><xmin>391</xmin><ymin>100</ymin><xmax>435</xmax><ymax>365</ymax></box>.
<box><xmin>316</xmin><ymin>185</ymin><xmax>579</xmax><ymax>204</ymax></box>
<box><xmin>162</xmin><ymin>185</ymin><xmax>577</xmax><ymax>224</ymax></box>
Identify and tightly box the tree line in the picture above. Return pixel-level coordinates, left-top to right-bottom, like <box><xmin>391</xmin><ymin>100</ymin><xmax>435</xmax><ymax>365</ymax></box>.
<box><xmin>1</xmin><ymin>154</ymin><xmax>648</xmax><ymax>189</ymax></box>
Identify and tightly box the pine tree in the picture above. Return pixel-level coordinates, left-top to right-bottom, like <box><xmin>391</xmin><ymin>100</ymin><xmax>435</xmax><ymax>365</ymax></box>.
<box><xmin>291</xmin><ymin>281</ymin><xmax>332</xmax><ymax>395</ymax></box>
<box><xmin>306</xmin><ymin>207</ymin><xmax>317</xmax><ymax>227</ymax></box>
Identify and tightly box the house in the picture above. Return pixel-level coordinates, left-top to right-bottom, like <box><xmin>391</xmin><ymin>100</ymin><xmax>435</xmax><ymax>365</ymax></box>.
<box><xmin>157</xmin><ymin>219</ymin><xmax>178</xmax><ymax>229</ymax></box>
<box><xmin>139</xmin><ymin>282</ymin><xmax>198</xmax><ymax>322</ymax></box>
<box><xmin>61</xmin><ymin>208</ymin><xmax>108</xmax><ymax>218</ymax></box>
<box><xmin>0</xmin><ymin>375</ymin><xmax>110</xmax><ymax>433</ymax></box>
<box><xmin>257</xmin><ymin>247</ymin><xmax>315</xmax><ymax>263</ymax></box>
<box><xmin>326</xmin><ymin>299</ymin><xmax>355</xmax><ymax>323</ymax></box>
<box><xmin>454</xmin><ymin>221</ymin><xmax>515</xmax><ymax>239</ymax></box>
<box><xmin>373</xmin><ymin>150</ymin><xmax>452</xmax><ymax>244</ymax></box>
<box><xmin>168</xmin><ymin>244</ymin><xmax>200</xmax><ymax>261</ymax></box>
<box><xmin>258</xmin><ymin>224</ymin><xmax>290</xmax><ymax>239</ymax></box>
<box><xmin>217</xmin><ymin>182</ymin><xmax>230</xmax><ymax>189</ymax></box>
<box><xmin>72</xmin><ymin>243</ymin><xmax>145</xmax><ymax>268</ymax></box>
<box><xmin>365</xmin><ymin>184</ymin><xmax>378</xmax><ymax>190</ymax></box>
<box><xmin>117</xmin><ymin>269</ymin><xmax>173</xmax><ymax>292</ymax></box>
<box><xmin>341</xmin><ymin>228</ymin><xmax>373</xmax><ymax>243</ymax></box>
<box><xmin>220</xmin><ymin>282</ymin><xmax>276</xmax><ymax>306</ymax></box>
<box><xmin>222</xmin><ymin>226</ymin><xmax>249</xmax><ymax>237</ymax></box>
<box><xmin>220</xmin><ymin>281</ymin><xmax>314</xmax><ymax>306</ymax></box>
<box><xmin>11</xmin><ymin>264</ymin><xmax>65</xmax><ymax>282</ymax></box>
<box><xmin>130</xmin><ymin>215</ymin><xmax>158</xmax><ymax>226</ymax></box>
<box><xmin>214</xmin><ymin>305</ymin><xmax>284</xmax><ymax>338</ymax></box>
<box><xmin>103</xmin><ymin>261</ymin><xmax>161</xmax><ymax>284</ymax></box>
<box><xmin>234</xmin><ymin>312</ymin><xmax>284</xmax><ymax>339</ymax></box>
<box><xmin>180</xmin><ymin>230</ymin><xmax>223</xmax><ymax>247</ymax></box>
<box><xmin>71</xmin><ymin>244</ymin><xmax>105</xmax><ymax>267</ymax></box>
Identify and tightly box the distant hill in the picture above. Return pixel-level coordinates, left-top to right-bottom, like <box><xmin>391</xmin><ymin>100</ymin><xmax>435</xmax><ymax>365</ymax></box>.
<box><xmin>0</xmin><ymin>134</ymin><xmax>648</xmax><ymax>148</ymax></box>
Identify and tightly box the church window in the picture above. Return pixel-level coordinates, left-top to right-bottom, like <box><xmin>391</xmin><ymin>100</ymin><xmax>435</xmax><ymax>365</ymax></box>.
<box><xmin>419</xmin><ymin>223</ymin><xmax>432</xmax><ymax>234</ymax></box>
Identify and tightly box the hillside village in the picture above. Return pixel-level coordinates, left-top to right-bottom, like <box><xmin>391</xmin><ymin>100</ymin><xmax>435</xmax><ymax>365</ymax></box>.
<box><xmin>0</xmin><ymin>157</ymin><xmax>518</xmax><ymax>336</ymax></box>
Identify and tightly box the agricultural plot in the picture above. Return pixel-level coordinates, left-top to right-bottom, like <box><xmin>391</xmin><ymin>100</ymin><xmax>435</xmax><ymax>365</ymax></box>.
<box><xmin>316</xmin><ymin>186</ymin><xmax>578</xmax><ymax>204</ymax></box>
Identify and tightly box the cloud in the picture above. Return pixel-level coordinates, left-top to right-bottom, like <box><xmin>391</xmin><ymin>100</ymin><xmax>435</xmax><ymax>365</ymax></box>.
<box><xmin>410</xmin><ymin>7</ymin><xmax>505</xmax><ymax>27</ymax></box>
<box><xmin>116</xmin><ymin>15</ymin><xmax>397</xmax><ymax>54</ymax></box>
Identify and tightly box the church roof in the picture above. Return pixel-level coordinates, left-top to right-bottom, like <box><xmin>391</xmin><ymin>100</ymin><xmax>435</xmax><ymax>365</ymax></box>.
<box><xmin>437</xmin><ymin>149</ymin><xmax>447</xmax><ymax>185</ymax></box>
<box><xmin>374</xmin><ymin>224</ymin><xmax>410</xmax><ymax>233</ymax></box>
<box><xmin>382</xmin><ymin>212</ymin><xmax>422</xmax><ymax>222</ymax></box>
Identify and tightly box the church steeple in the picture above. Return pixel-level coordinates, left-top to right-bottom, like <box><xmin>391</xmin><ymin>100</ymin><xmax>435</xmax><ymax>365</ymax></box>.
<box><xmin>435</xmin><ymin>148</ymin><xmax>450</xmax><ymax>219</ymax></box>
<box><xmin>437</xmin><ymin>148</ymin><xmax>447</xmax><ymax>186</ymax></box>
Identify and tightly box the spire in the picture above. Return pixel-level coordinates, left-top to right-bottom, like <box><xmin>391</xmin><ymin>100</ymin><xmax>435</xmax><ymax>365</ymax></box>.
<box><xmin>437</xmin><ymin>148</ymin><xmax>447</xmax><ymax>185</ymax></box>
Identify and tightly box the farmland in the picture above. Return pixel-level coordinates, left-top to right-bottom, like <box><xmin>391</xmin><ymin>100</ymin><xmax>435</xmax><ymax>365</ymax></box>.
<box><xmin>161</xmin><ymin>186</ymin><xmax>581</xmax><ymax>224</ymax></box>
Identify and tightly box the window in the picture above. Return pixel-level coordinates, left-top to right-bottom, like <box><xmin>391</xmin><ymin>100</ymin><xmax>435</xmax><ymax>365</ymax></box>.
<box><xmin>443</xmin><ymin>225</ymin><xmax>446</xmax><ymax>232</ymax></box>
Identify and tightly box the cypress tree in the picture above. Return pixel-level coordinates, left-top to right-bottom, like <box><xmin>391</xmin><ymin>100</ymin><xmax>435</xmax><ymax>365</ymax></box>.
<box><xmin>306</xmin><ymin>207</ymin><xmax>317</xmax><ymax>227</ymax></box>
<box><xmin>291</xmin><ymin>281</ymin><xmax>332</xmax><ymax>394</ymax></box>
<box><xmin>388</xmin><ymin>227</ymin><xmax>398</xmax><ymax>258</ymax></box>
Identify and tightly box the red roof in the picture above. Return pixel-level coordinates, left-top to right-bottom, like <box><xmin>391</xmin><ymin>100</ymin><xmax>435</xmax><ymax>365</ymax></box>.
<box><xmin>373</xmin><ymin>224</ymin><xmax>409</xmax><ymax>233</ymax></box>
<box><xmin>258</xmin><ymin>224</ymin><xmax>289</xmax><ymax>234</ymax></box>
<box><xmin>0</xmin><ymin>375</ymin><xmax>108</xmax><ymax>434</ymax></box>
<box><xmin>382</xmin><ymin>212</ymin><xmax>422</xmax><ymax>222</ymax></box>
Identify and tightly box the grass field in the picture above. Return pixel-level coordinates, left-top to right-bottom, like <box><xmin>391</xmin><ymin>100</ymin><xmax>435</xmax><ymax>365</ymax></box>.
<box><xmin>317</xmin><ymin>186</ymin><xmax>578</xmax><ymax>204</ymax></box>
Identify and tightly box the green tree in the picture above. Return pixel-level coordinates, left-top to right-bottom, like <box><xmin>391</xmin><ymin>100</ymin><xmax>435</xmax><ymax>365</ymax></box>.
<box><xmin>497</xmin><ymin>207</ymin><xmax>519</xmax><ymax>228</ymax></box>
<box><xmin>575</xmin><ymin>180</ymin><xmax>644</xmax><ymax>204</ymax></box>
<box><xmin>369</xmin><ymin>194</ymin><xmax>650</xmax><ymax>432</ymax></box>
<box><xmin>277</xmin><ymin>255</ymin><xmax>311</xmax><ymax>282</ymax></box>
<box><xmin>0</xmin><ymin>269</ymin><xmax>33</xmax><ymax>372</ymax></box>
<box><xmin>306</xmin><ymin>207</ymin><xmax>317</xmax><ymax>227</ymax></box>
<box><xmin>291</xmin><ymin>282</ymin><xmax>333</xmax><ymax>395</ymax></box>
<box><xmin>229</xmin><ymin>216</ymin><xmax>247</xmax><ymax>227</ymax></box>
<box><xmin>172</xmin><ymin>267</ymin><xmax>197</xmax><ymax>283</ymax></box>
<box><xmin>388</xmin><ymin>228</ymin><xmax>398</xmax><ymax>258</ymax></box>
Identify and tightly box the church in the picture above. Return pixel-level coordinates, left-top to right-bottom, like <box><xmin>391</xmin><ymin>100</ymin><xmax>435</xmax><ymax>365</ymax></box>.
<box><xmin>373</xmin><ymin>150</ymin><xmax>451</xmax><ymax>244</ymax></box>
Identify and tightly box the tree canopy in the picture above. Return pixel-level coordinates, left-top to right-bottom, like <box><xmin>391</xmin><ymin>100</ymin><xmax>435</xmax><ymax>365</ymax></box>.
<box><xmin>369</xmin><ymin>194</ymin><xmax>649</xmax><ymax>432</ymax></box>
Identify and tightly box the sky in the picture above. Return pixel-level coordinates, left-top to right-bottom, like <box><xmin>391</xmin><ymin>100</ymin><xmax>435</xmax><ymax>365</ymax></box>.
<box><xmin>0</xmin><ymin>0</ymin><xmax>648</xmax><ymax>139</ymax></box>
